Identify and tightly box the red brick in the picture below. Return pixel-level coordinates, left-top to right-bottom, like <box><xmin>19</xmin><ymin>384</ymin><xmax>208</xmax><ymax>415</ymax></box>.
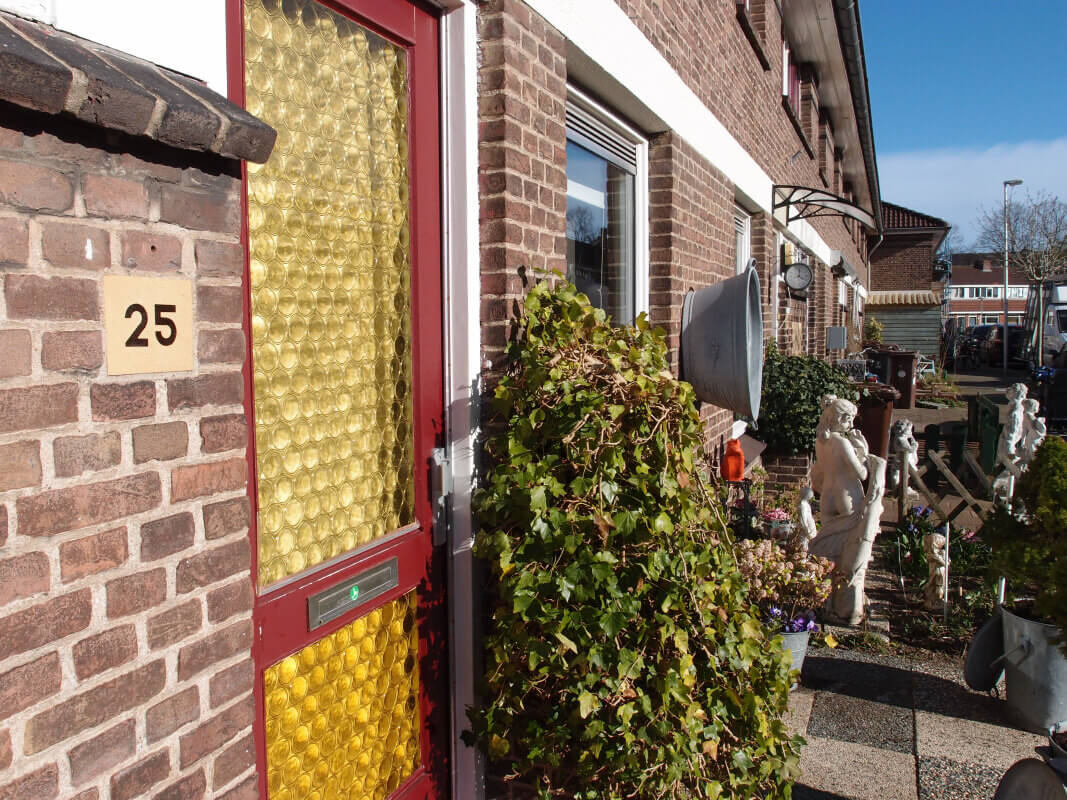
<box><xmin>68</xmin><ymin>719</ymin><xmax>135</xmax><ymax>785</ymax></box>
<box><xmin>200</xmin><ymin>414</ymin><xmax>246</xmax><ymax>454</ymax></box>
<box><xmin>207</xmin><ymin>579</ymin><xmax>252</xmax><ymax>624</ymax></box>
<box><xmin>53</xmin><ymin>432</ymin><xmax>121</xmax><ymax>477</ymax></box>
<box><xmin>0</xmin><ymin>729</ymin><xmax>9</xmax><ymax>771</ymax></box>
<box><xmin>0</xmin><ymin>589</ymin><xmax>90</xmax><ymax>662</ymax></box>
<box><xmin>216</xmin><ymin>775</ymin><xmax>256</xmax><ymax>800</ymax></box>
<box><xmin>0</xmin><ymin>218</ymin><xmax>27</xmax><ymax>268</ymax></box>
<box><xmin>208</xmin><ymin>660</ymin><xmax>253</xmax><ymax>709</ymax></box>
<box><xmin>107</xmin><ymin>568</ymin><xmax>166</xmax><ymax>618</ymax></box>
<box><xmin>152</xmin><ymin>769</ymin><xmax>205</xmax><ymax>800</ymax></box>
<box><xmin>18</xmin><ymin>472</ymin><xmax>161</xmax><ymax>537</ymax></box>
<box><xmin>110</xmin><ymin>750</ymin><xmax>170</xmax><ymax>800</ymax></box>
<box><xmin>83</xmin><ymin>174</ymin><xmax>149</xmax><ymax>220</ymax></box>
<box><xmin>24</xmin><ymin>661</ymin><xmax>165</xmax><ymax>753</ymax></box>
<box><xmin>0</xmin><ymin>159</ymin><xmax>73</xmax><ymax>212</ymax></box>
<box><xmin>0</xmin><ymin>551</ymin><xmax>49</xmax><ymax>607</ymax></box>
<box><xmin>197</xmin><ymin>328</ymin><xmax>245</xmax><ymax>364</ymax></box>
<box><xmin>91</xmin><ymin>381</ymin><xmax>156</xmax><ymax>420</ymax></box>
<box><xmin>0</xmin><ymin>382</ymin><xmax>78</xmax><ymax>434</ymax></box>
<box><xmin>0</xmin><ymin>764</ymin><xmax>58</xmax><ymax>800</ymax></box>
<box><xmin>179</xmin><ymin>694</ymin><xmax>254</xmax><ymax>768</ymax></box>
<box><xmin>212</xmin><ymin>733</ymin><xmax>254</xmax><ymax>790</ymax></box>
<box><xmin>0</xmin><ymin>439</ymin><xmax>40</xmax><ymax>491</ymax></box>
<box><xmin>121</xmin><ymin>230</ymin><xmax>182</xmax><ymax>272</ymax></box>
<box><xmin>171</xmin><ymin>458</ymin><xmax>246</xmax><ymax>502</ymax></box>
<box><xmin>0</xmin><ymin>652</ymin><xmax>61</xmax><ymax>722</ymax></box>
<box><xmin>177</xmin><ymin>539</ymin><xmax>250</xmax><ymax>594</ymax></box>
<box><xmin>41</xmin><ymin>221</ymin><xmax>110</xmax><ymax>270</ymax></box>
<box><xmin>0</xmin><ymin>329</ymin><xmax>30</xmax><ymax>378</ymax></box>
<box><xmin>0</xmin><ymin>505</ymin><xmax>5</xmax><ymax>547</ymax></box>
<box><xmin>167</xmin><ymin>372</ymin><xmax>242</xmax><ymax>411</ymax></box>
<box><xmin>203</xmin><ymin>496</ymin><xmax>249</xmax><ymax>540</ymax></box>
<box><xmin>70</xmin><ymin>787</ymin><xmax>99</xmax><ymax>800</ymax></box>
<box><xmin>194</xmin><ymin>239</ymin><xmax>242</xmax><ymax>278</ymax></box>
<box><xmin>60</xmin><ymin>527</ymin><xmax>128</xmax><ymax>583</ymax></box>
<box><xmin>4</xmin><ymin>275</ymin><xmax>98</xmax><ymax>320</ymax></box>
<box><xmin>72</xmin><ymin>625</ymin><xmax>137</xmax><ymax>680</ymax></box>
<box><xmin>41</xmin><ymin>330</ymin><xmax>103</xmax><ymax>372</ymax></box>
<box><xmin>160</xmin><ymin>185</ymin><xmax>238</xmax><ymax>233</ymax></box>
<box><xmin>147</xmin><ymin>599</ymin><xmax>202</xmax><ymax>651</ymax></box>
<box><xmin>177</xmin><ymin>620</ymin><xmax>252</xmax><ymax>681</ymax></box>
<box><xmin>132</xmin><ymin>421</ymin><xmax>188</xmax><ymax>463</ymax></box>
<box><xmin>112</xmin><ymin>152</ymin><xmax>182</xmax><ymax>183</ymax></box>
<box><xmin>141</xmin><ymin>512</ymin><xmax>195</xmax><ymax>561</ymax></box>
<box><xmin>196</xmin><ymin>285</ymin><xmax>243</xmax><ymax>323</ymax></box>
<box><xmin>145</xmin><ymin>687</ymin><xmax>199</xmax><ymax>744</ymax></box>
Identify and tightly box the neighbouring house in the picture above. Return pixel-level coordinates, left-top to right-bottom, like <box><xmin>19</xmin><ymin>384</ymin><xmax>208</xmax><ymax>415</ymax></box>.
<box><xmin>866</xmin><ymin>201</ymin><xmax>950</xmax><ymax>358</ymax></box>
<box><xmin>945</xmin><ymin>253</ymin><xmax>1031</xmax><ymax>329</ymax></box>
<box><xmin>0</xmin><ymin>1</ymin><xmax>882</xmax><ymax>798</ymax></box>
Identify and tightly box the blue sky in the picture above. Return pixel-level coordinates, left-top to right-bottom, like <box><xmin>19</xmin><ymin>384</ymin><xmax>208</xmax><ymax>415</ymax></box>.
<box><xmin>861</xmin><ymin>1</ymin><xmax>1067</xmax><ymax>247</ymax></box>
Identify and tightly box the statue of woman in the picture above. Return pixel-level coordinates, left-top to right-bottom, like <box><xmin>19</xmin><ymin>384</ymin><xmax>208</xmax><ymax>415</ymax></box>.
<box><xmin>810</xmin><ymin>395</ymin><xmax>867</xmax><ymax>520</ymax></box>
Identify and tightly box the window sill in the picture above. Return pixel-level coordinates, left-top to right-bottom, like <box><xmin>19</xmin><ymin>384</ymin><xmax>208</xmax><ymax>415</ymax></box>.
<box><xmin>735</xmin><ymin>4</ymin><xmax>770</xmax><ymax>71</ymax></box>
<box><xmin>782</xmin><ymin>97</ymin><xmax>814</xmax><ymax>159</ymax></box>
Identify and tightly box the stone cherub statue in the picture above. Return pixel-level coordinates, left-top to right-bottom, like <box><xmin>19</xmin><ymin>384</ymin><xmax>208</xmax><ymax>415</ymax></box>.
<box><xmin>794</xmin><ymin>487</ymin><xmax>818</xmax><ymax>553</ymax></box>
<box><xmin>994</xmin><ymin>383</ymin><xmax>1031</xmax><ymax>503</ymax></box>
<box><xmin>808</xmin><ymin>395</ymin><xmax>888</xmax><ymax>626</ymax></box>
<box><xmin>887</xmin><ymin>418</ymin><xmax>919</xmax><ymax>491</ymax></box>
<box><xmin>923</xmin><ymin>528</ymin><xmax>948</xmax><ymax>611</ymax></box>
<box><xmin>1018</xmin><ymin>397</ymin><xmax>1046</xmax><ymax>468</ymax></box>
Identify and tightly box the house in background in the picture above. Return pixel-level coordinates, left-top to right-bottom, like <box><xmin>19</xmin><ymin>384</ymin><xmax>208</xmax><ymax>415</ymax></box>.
<box><xmin>945</xmin><ymin>253</ymin><xmax>1030</xmax><ymax>328</ymax></box>
<box><xmin>866</xmin><ymin>201</ymin><xmax>950</xmax><ymax>358</ymax></box>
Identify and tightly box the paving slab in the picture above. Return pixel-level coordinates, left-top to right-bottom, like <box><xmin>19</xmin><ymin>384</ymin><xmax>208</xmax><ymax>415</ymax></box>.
<box><xmin>801</xmin><ymin>654</ymin><xmax>913</xmax><ymax>708</ymax></box>
<box><xmin>786</xmin><ymin>686</ymin><xmax>815</xmax><ymax>738</ymax></box>
<box><xmin>798</xmin><ymin>736</ymin><xmax>918</xmax><ymax>800</ymax></box>
<box><xmin>916</xmin><ymin>756</ymin><xmax>1005</xmax><ymax>800</ymax></box>
<box><xmin>914</xmin><ymin>710</ymin><xmax>1044</xmax><ymax>772</ymax></box>
<box><xmin>807</xmin><ymin>691</ymin><xmax>914</xmax><ymax>753</ymax></box>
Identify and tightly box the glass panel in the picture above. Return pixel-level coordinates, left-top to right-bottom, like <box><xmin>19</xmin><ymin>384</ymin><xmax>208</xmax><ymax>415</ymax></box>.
<box><xmin>566</xmin><ymin>140</ymin><xmax>635</xmax><ymax>325</ymax></box>
<box><xmin>245</xmin><ymin>0</ymin><xmax>416</xmax><ymax>589</ymax></box>
<box><xmin>264</xmin><ymin>591</ymin><xmax>421</xmax><ymax>799</ymax></box>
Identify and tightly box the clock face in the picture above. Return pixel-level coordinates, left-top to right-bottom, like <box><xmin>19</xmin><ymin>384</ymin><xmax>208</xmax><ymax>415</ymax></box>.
<box><xmin>785</xmin><ymin>262</ymin><xmax>813</xmax><ymax>291</ymax></box>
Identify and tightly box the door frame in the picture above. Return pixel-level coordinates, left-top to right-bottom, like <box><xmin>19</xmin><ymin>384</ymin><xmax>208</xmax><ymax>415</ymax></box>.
<box><xmin>225</xmin><ymin>1</ymin><xmax>449</xmax><ymax>796</ymax></box>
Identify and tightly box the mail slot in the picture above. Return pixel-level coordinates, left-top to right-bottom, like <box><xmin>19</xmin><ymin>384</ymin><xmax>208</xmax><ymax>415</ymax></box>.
<box><xmin>307</xmin><ymin>557</ymin><xmax>399</xmax><ymax>630</ymax></box>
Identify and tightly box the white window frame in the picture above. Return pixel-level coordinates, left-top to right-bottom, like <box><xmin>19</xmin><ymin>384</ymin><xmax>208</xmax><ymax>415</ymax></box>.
<box><xmin>734</xmin><ymin>206</ymin><xmax>751</xmax><ymax>275</ymax></box>
<box><xmin>565</xmin><ymin>85</ymin><xmax>649</xmax><ymax>321</ymax></box>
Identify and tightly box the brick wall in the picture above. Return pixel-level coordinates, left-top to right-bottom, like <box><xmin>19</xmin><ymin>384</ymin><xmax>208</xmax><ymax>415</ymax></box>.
<box><xmin>0</xmin><ymin>106</ymin><xmax>254</xmax><ymax>800</ymax></box>
<box><xmin>477</xmin><ymin>0</ymin><xmax>568</xmax><ymax>371</ymax></box>
<box><xmin>870</xmin><ymin>233</ymin><xmax>936</xmax><ymax>292</ymax></box>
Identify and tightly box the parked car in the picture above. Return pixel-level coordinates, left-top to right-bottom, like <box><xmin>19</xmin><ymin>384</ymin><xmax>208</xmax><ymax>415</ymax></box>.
<box><xmin>958</xmin><ymin>324</ymin><xmax>994</xmax><ymax>368</ymax></box>
<box><xmin>980</xmin><ymin>324</ymin><xmax>1027</xmax><ymax>367</ymax></box>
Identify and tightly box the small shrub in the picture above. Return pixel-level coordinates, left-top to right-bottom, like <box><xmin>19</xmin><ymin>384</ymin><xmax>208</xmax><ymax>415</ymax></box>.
<box><xmin>734</xmin><ymin>538</ymin><xmax>833</xmax><ymax>632</ymax></box>
<box><xmin>863</xmin><ymin>317</ymin><xmax>884</xmax><ymax>343</ymax></box>
<box><xmin>755</xmin><ymin>343</ymin><xmax>857</xmax><ymax>455</ymax></box>
<box><xmin>469</xmin><ymin>280</ymin><xmax>800</xmax><ymax>799</ymax></box>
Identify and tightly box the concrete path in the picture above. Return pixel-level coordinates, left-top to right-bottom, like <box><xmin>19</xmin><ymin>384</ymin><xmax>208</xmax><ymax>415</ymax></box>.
<box><xmin>789</xmin><ymin>648</ymin><xmax>1044</xmax><ymax>799</ymax></box>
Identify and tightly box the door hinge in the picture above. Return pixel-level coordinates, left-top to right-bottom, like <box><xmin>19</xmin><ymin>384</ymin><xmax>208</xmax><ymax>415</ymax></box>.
<box><xmin>431</xmin><ymin>447</ymin><xmax>452</xmax><ymax>546</ymax></box>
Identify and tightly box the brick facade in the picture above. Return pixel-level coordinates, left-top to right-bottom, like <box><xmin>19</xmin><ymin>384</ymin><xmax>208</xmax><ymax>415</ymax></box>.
<box><xmin>0</xmin><ymin>105</ymin><xmax>254</xmax><ymax>800</ymax></box>
<box><xmin>870</xmin><ymin>234</ymin><xmax>937</xmax><ymax>292</ymax></box>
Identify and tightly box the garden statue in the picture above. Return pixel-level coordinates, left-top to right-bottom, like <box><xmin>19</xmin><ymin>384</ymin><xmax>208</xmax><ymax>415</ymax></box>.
<box><xmin>1019</xmin><ymin>398</ymin><xmax>1046</xmax><ymax>468</ymax></box>
<box><xmin>795</xmin><ymin>488</ymin><xmax>818</xmax><ymax>553</ymax></box>
<box><xmin>808</xmin><ymin>394</ymin><xmax>888</xmax><ymax>625</ymax></box>
<box><xmin>887</xmin><ymin>418</ymin><xmax>919</xmax><ymax>491</ymax></box>
<box><xmin>994</xmin><ymin>383</ymin><xmax>1031</xmax><ymax>504</ymax></box>
<box><xmin>922</xmin><ymin>528</ymin><xmax>948</xmax><ymax>611</ymax></box>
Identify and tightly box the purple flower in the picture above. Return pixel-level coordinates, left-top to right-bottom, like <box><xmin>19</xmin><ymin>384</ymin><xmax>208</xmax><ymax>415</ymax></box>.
<box><xmin>769</xmin><ymin>606</ymin><xmax>782</xmax><ymax>618</ymax></box>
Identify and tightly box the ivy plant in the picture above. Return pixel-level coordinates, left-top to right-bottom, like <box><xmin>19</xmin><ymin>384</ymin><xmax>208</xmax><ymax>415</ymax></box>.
<box><xmin>755</xmin><ymin>342</ymin><xmax>857</xmax><ymax>456</ymax></box>
<box><xmin>469</xmin><ymin>280</ymin><xmax>800</xmax><ymax>799</ymax></box>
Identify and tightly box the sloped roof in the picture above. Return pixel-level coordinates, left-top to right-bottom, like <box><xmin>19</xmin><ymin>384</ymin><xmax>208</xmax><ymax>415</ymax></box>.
<box><xmin>951</xmin><ymin>264</ymin><xmax>1030</xmax><ymax>286</ymax></box>
<box><xmin>882</xmin><ymin>201</ymin><xmax>949</xmax><ymax>230</ymax></box>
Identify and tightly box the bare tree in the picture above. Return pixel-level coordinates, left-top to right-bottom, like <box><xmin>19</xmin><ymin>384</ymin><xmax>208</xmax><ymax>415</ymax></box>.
<box><xmin>973</xmin><ymin>190</ymin><xmax>1067</xmax><ymax>363</ymax></box>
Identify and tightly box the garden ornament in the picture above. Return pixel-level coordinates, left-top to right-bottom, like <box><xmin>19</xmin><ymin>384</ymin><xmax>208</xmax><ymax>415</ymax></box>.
<box><xmin>887</xmin><ymin>418</ymin><xmax>919</xmax><ymax>491</ymax></box>
<box><xmin>994</xmin><ymin>383</ymin><xmax>1032</xmax><ymax>504</ymax></box>
<box><xmin>1019</xmin><ymin>398</ymin><xmax>1047</xmax><ymax>468</ymax></box>
<box><xmin>795</xmin><ymin>488</ymin><xmax>818</xmax><ymax>553</ymax></box>
<box><xmin>923</xmin><ymin>529</ymin><xmax>948</xmax><ymax>611</ymax></box>
<box><xmin>808</xmin><ymin>394</ymin><xmax>888</xmax><ymax>625</ymax></box>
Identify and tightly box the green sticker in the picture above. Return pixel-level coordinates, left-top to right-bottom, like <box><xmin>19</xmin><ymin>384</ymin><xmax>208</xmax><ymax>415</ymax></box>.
<box><xmin>349</xmin><ymin>585</ymin><xmax>360</xmax><ymax>601</ymax></box>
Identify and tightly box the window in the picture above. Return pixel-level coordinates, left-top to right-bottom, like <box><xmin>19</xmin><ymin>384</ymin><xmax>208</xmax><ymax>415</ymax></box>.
<box><xmin>781</xmin><ymin>42</ymin><xmax>800</xmax><ymax>116</ymax></box>
<box><xmin>983</xmin><ymin>314</ymin><xmax>1000</xmax><ymax>324</ymax></box>
<box><xmin>734</xmin><ymin>207</ymin><xmax>751</xmax><ymax>274</ymax></box>
<box><xmin>838</xmin><ymin>280</ymin><xmax>847</xmax><ymax>308</ymax></box>
<box><xmin>566</xmin><ymin>89</ymin><xmax>648</xmax><ymax>325</ymax></box>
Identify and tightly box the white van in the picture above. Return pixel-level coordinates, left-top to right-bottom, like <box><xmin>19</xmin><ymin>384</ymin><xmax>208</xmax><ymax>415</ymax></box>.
<box><xmin>1043</xmin><ymin>284</ymin><xmax>1067</xmax><ymax>363</ymax></box>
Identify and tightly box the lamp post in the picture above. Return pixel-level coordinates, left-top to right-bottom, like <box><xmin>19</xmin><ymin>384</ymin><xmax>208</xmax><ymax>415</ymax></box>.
<box><xmin>1003</xmin><ymin>179</ymin><xmax>1022</xmax><ymax>374</ymax></box>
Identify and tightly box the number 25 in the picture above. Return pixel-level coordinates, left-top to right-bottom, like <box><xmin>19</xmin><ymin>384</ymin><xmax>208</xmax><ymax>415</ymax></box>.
<box><xmin>125</xmin><ymin>303</ymin><xmax>178</xmax><ymax>348</ymax></box>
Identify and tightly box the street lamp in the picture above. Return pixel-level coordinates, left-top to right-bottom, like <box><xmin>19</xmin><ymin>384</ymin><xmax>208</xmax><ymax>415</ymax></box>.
<box><xmin>1003</xmin><ymin>178</ymin><xmax>1022</xmax><ymax>374</ymax></box>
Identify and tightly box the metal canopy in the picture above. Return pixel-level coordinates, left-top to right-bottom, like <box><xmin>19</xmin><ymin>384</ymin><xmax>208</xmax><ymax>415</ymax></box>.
<box><xmin>773</xmin><ymin>185</ymin><xmax>878</xmax><ymax>230</ymax></box>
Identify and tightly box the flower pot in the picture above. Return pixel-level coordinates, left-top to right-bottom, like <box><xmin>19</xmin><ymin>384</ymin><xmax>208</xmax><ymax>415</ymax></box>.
<box><xmin>781</xmin><ymin>630</ymin><xmax>810</xmax><ymax>686</ymax></box>
<box><xmin>1002</xmin><ymin>608</ymin><xmax>1067</xmax><ymax>732</ymax></box>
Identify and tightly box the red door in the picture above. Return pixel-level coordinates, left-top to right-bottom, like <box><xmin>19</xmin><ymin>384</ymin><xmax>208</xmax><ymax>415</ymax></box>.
<box><xmin>228</xmin><ymin>0</ymin><xmax>446</xmax><ymax>797</ymax></box>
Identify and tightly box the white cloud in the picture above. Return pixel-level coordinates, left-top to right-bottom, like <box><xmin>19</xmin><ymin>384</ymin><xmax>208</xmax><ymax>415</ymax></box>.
<box><xmin>878</xmin><ymin>137</ymin><xmax>1067</xmax><ymax>248</ymax></box>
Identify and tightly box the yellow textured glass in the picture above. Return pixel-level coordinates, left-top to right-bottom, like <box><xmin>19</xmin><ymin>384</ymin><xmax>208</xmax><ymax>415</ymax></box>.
<box><xmin>263</xmin><ymin>591</ymin><xmax>421</xmax><ymax>799</ymax></box>
<box><xmin>245</xmin><ymin>0</ymin><xmax>415</xmax><ymax>588</ymax></box>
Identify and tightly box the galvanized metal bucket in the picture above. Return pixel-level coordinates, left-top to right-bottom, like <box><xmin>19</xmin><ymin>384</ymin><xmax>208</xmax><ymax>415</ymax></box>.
<box><xmin>1003</xmin><ymin>608</ymin><xmax>1067</xmax><ymax>733</ymax></box>
<box><xmin>781</xmin><ymin>630</ymin><xmax>810</xmax><ymax>686</ymax></box>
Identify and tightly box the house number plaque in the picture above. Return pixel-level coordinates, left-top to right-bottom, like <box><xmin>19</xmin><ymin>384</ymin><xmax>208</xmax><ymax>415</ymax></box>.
<box><xmin>103</xmin><ymin>275</ymin><xmax>194</xmax><ymax>376</ymax></box>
